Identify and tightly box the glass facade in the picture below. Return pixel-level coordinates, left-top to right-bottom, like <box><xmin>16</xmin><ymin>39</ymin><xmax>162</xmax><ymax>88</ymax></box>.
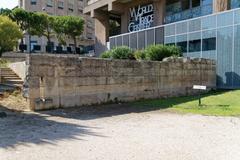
<box><xmin>231</xmin><ymin>0</ymin><xmax>240</xmax><ymax>9</ymax></box>
<box><xmin>110</xmin><ymin>8</ymin><xmax>240</xmax><ymax>89</ymax></box>
<box><xmin>165</xmin><ymin>0</ymin><xmax>213</xmax><ymax>24</ymax></box>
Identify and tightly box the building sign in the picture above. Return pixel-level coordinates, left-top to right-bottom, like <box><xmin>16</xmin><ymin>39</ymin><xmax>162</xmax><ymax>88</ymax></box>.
<box><xmin>128</xmin><ymin>4</ymin><xmax>154</xmax><ymax>32</ymax></box>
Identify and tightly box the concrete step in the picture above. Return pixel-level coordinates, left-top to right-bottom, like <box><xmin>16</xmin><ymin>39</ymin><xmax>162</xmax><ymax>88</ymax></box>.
<box><xmin>0</xmin><ymin>67</ymin><xmax>23</xmax><ymax>89</ymax></box>
<box><xmin>5</xmin><ymin>80</ymin><xmax>23</xmax><ymax>85</ymax></box>
<box><xmin>3</xmin><ymin>77</ymin><xmax>21</xmax><ymax>80</ymax></box>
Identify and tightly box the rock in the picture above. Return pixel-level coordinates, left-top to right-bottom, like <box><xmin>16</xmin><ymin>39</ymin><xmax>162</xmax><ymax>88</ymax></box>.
<box><xmin>0</xmin><ymin>112</ymin><xmax>7</xmax><ymax>118</ymax></box>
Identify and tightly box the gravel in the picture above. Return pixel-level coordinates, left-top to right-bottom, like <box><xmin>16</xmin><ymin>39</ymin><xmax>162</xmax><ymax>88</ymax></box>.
<box><xmin>1</xmin><ymin>106</ymin><xmax>240</xmax><ymax>160</ymax></box>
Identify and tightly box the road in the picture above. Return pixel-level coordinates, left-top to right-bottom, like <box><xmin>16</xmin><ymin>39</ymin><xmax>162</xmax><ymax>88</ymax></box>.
<box><xmin>1</xmin><ymin>104</ymin><xmax>240</xmax><ymax>160</ymax></box>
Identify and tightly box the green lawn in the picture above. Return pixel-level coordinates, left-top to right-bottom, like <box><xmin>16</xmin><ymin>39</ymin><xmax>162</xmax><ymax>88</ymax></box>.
<box><xmin>132</xmin><ymin>90</ymin><xmax>240</xmax><ymax>116</ymax></box>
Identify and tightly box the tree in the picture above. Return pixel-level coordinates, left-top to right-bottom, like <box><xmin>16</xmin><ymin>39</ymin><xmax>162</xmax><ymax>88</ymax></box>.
<box><xmin>55</xmin><ymin>16</ymin><xmax>84</xmax><ymax>53</ymax></box>
<box><xmin>0</xmin><ymin>16</ymin><xmax>22</xmax><ymax>56</ymax></box>
<box><xmin>52</xmin><ymin>16</ymin><xmax>67</xmax><ymax>46</ymax></box>
<box><xmin>11</xmin><ymin>8</ymin><xmax>31</xmax><ymax>52</ymax></box>
<box><xmin>0</xmin><ymin>8</ymin><xmax>12</xmax><ymax>17</ymax></box>
<box><xmin>30</xmin><ymin>13</ymin><xmax>55</xmax><ymax>51</ymax></box>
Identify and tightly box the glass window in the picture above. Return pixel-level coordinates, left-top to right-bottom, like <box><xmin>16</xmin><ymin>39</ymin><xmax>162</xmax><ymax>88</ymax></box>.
<box><xmin>217</xmin><ymin>11</ymin><xmax>233</xmax><ymax>27</ymax></box>
<box><xmin>58</xmin><ymin>1</ymin><xmax>64</xmax><ymax>9</ymax></box>
<box><xmin>46</xmin><ymin>0</ymin><xmax>53</xmax><ymax>7</ymax></box>
<box><xmin>189</xmin><ymin>32</ymin><xmax>201</xmax><ymax>52</ymax></box>
<box><xmin>202</xmin><ymin>38</ymin><xmax>216</xmax><ymax>51</ymax></box>
<box><xmin>189</xmin><ymin>19</ymin><xmax>201</xmax><ymax>32</ymax></box>
<box><xmin>176</xmin><ymin>22</ymin><xmax>188</xmax><ymax>34</ymax></box>
<box><xmin>31</xmin><ymin>0</ymin><xmax>37</xmax><ymax>5</ymax></box>
<box><xmin>234</xmin><ymin>25</ymin><xmax>240</xmax><ymax>86</ymax></box>
<box><xmin>68</xmin><ymin>3</ymin><xmax>74</xmax><ymax>11</ymax></box>
<box><xmin>189</xmin><ymin>39</ymin><xmax>201</xmax><ymax>52</ymax></box>
<box><xmin>231</xmin><ymin>0</ymin><xmax>240</xmax><ymax>9</ymax></box>
<box><xmin>166</xmin><ymin>0</ymin><xmax>181</xmax><ymax>15</ymax></box>
<box><xmin>165</xmin><ymin>24</ymin><xmax>176</xmax><ymax>36</ymax></box>
<box><xmin>176</xmin><ymin>34</ymin><xmax>187</xmax><ymax>52</ymax></box>
<box><xmin>202</xmin><ymin>0</ymin><xmax>213</xmax><ymax>5</ymax></box>
<box><xmin>165</xmin><ymin>36</ymin><xmax>175</xmax><ymax>45</ymax></box>
<box><xmin>182</xmin><ymin>0</ymin><xmax>190</xmax><ymax>10</ymax></box>
<box><xmin>192</xmin><ymin>0</ymin><xmax>201</xmax><ymax>7</ymax></box>
<box><xmin>217</xmin><ymin>26</ymin><xmax>233</xmax><ymax>87</ymax></box>
<box><xmin>235</xmin><ymin>10</ymin><xmax>240</xmax><ymax>24</ymax></box>
<box><xmin>202</xmin><ymin>15</ymin><xmax>216</xmax><ymax>30</ymax></box>
<box><xmin>177</xmin><ymin>41</ymin><xmax>188</xmax><ymax>52</ymax></box>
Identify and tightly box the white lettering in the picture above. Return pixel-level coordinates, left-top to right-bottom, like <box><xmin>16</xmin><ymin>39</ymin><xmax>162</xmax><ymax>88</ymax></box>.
<box><xmin>128</xmin><ymin>4</ymin><xmax>154</xmax><ymax>32</ymax></box>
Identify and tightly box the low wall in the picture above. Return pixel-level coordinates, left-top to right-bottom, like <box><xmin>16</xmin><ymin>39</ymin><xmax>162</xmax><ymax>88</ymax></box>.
<box><xmin>8</xmin><ymin>61</ymin><xmax>26</xmax><ymax>80</ymax></box>
<box><xmin>2</xmin><ymin>52</ymin><xmax>27</xmax><ymax>62</ymax></box>
<box><xmin>25</xmin><ymin>54</ymin><xmax>216</xmax><ymax>111</ymax></box>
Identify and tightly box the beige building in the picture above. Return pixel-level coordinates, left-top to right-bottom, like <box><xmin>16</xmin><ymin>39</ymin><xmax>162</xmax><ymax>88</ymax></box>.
<box><xmin>19</xmin><ymin>0</ymin><xmax>94</xmax><ymax>53</ymax></box>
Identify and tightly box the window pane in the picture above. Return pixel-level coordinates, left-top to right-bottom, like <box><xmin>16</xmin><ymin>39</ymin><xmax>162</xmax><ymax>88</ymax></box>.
<box><xmin>235</xmin><ymin>9</ymin><xmax>240</xmax><ymax>24</ymax></box>
<box><xmin>182</xmin><ymin>0</ymin><xmax>190</xmax><ymax>10</ymax></box>
<box><xmin>202</xmin><ymin>15</ymin><xmax>216</xmax><ymax>30</ymax></box>
<box><xmin>165</xmin><ymin>24</ymin><xmax>176</xmax><ymax>36</ymax></box>
<box><xmin>189</xmin><ymin>40</ymin><xmax>201</xmax><ymax>52</ymax></box>
<box><xmin>202</xmin><ymin>38</ymin><xmax>216</xmax><ymax>51</ymax></box>
<box><xmin>217</xmin><ymin>11</ymin><xmax>233</xmax><ymax>27</ymax></box>
<box><xmin>176</xmin><ymin>34</ymin><xmax>187</xmax><ymax>52</ymax></box>
<box><xmin>233</xmin><ymin>25</ymin><xmax>240</xmax><ymax>87</ymax></box>
<box><xmin>217</xmin><ymin>26</ymin><xmax>233</xmax><ymax>87</ymax></box>
<box><xmin>176</xmin><ymin>22</ymin><xmax>188</xmax><ymax>34</ymax></box>
<box><xmin>189</xmin><ymin>19</ymin><xmax>201</xmax><ymax>32</ymax></box>
<box><xmin>192</xmin><ymin>0</ymin><xmax>201</xmax><ymax>7</ymax></box>
<box><xmin>164</xmin><ymin>36</ymin><xmax>175</xmax><ymax>45</ymax></box>
<box><xmin>231</xmin><ymin>0</ymin><xmax>240</xmax><ymax>9</ymax></box>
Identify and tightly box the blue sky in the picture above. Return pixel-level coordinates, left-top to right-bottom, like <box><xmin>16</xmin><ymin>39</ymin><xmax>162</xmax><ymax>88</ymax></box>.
<box><xmin>0</xmin><ymin>0</ymin><xmax>18</xmax><ymax>9</ymax></box>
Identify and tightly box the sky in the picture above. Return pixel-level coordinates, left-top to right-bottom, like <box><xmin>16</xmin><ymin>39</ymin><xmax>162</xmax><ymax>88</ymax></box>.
<box><xmin>0</xmin><ymin>0</ymin><xmax>18</xmax><ymax>9</ymax></box>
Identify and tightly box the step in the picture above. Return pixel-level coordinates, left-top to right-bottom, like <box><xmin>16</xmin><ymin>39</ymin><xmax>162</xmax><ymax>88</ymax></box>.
<box><xmin>5</xmin><ymin>80</ymin><xmax>23</xmax><ymax>85</ymax></box>
<box><xmin>0</xmin><ymin>73</ymin><xmax>18</xmax><ymax>76</ymax></box>
<box><xmin>3</xmin><ymin>78</ymin><xmax>22</xmax><ymax>81</ymax></box>
<box><xmin>3</xmin><ymin>83</ymin><xmax>22</xmax><ymax>89</ymax></box>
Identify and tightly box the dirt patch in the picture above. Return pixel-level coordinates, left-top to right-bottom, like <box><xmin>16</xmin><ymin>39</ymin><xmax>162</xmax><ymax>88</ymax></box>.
<box><xmin>0</xmin><ymin>90</ymin><xmax>29</xmax><ymax>111</ymax></box>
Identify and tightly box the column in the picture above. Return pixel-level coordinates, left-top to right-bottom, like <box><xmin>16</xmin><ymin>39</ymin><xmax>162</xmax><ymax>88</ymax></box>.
<box><xmin>93</xmin><ymin>11</ymin><xmax>109</xmax><ymax>56</ymax></box>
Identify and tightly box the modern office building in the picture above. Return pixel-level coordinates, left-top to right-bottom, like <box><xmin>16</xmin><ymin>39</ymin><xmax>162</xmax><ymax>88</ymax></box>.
<box><xmin>19</xmin><ymin>0</ymin><xmax>95</xmax><ymax>53</ymax></box>
<box><xmin>84</xmin><ymin>0</ymin><xmax>240</xmax><ymax>89</ymax></box>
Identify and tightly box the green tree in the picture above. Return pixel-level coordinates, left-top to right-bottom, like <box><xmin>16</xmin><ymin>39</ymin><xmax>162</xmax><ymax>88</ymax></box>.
<box><xmin>52</xmin><ymin>16</ymin><xmax>67</xmax><ymax>46</ymax></box>
<box><xmin>55</xmin><ymin>16</ymin><xmax>84</xmax><ymax>53</ymax></box>
<box><xmin>0</xmin><ymin>8</ymin><xmax>12</xmax><ymax>17</ymax></box>
<box><xmin>11</xmin><ymin>8</ymin><xmax>31</xmax><ymax>52</ymax></box>
<box><xmin>30</xmin><ymin>13</ymin><xmax>55</xmax><ymax>46</ymax></box>
<box><xmin>0</xmin><ymin>16</ymin><xmax>22</xmax><ymax>56</ymax></box>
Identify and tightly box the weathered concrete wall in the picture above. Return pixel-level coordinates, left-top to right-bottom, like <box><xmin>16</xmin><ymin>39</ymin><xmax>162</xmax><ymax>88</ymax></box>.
<box><xmin>25</xmin><ymin>54</ymin><xmax>216</xmax><ymax>111</ymax></box>
<box><xmin>2</xmin><ymin>52</ymin><xmax>27</xmax><ymax>62</ymax></box>
<box><xmin>8</xmin><ymin>61</ymin><xmax>26</xmax><ymax>80</ymax></box>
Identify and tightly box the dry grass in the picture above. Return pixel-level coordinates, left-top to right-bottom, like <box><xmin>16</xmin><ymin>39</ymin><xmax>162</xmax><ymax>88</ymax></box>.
<box><xmin>0</xmin><ymin>90</ymin><xmax>29</xmax><ymax>111</ymax></box>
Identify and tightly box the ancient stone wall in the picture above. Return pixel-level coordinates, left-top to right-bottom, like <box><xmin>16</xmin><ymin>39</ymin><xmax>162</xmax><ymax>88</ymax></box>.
<box><xmin>25</xmin><ymin>54</ymin><xmax>216</xmax><ymax>110</ymax></box>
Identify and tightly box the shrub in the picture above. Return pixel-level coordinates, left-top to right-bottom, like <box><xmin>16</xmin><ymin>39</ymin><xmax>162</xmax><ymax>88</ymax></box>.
<box><xmin>144</xmin><ymin>44</ymin><xmax>181</xmax><ymax>61</ymax></box>
<box><xmin>111</xmin><ymin>46</ymin><xmax>135</xmax><ymax>60</ymax></box>
<box><xmin>134</xmin><ymin>50</ymin><xmax>146</xmax><ymax>60</ymax></box>
<box><xmin>0</xmin><ymin>58</ymin><xmax>9</xmax><ymax>67</ymax></box>
<box><xmin>100</xmin><ymin>50</ymin><xmax>112</xmax><ymax>58</ymax></box>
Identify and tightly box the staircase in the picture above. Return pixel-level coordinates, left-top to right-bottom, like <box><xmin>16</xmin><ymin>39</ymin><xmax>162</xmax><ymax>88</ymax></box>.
<box><xmin>0</xmin><ymin>67</ymin><xmax>23</xmax><ymax>94</ymax></box>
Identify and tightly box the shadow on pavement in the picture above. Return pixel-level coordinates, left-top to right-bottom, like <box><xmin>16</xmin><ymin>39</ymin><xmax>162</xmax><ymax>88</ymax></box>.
<box><xmin>0</xmin><ymin>106</ymin><xmax>103</xmax><ymax>149</ymax></box>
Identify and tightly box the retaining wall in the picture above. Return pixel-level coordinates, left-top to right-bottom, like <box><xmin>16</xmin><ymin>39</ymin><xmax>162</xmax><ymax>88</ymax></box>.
<box><xmin>25</xmin><ymin>54</ymin><xmax>216</xmax><ymax>110</ymax></box>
